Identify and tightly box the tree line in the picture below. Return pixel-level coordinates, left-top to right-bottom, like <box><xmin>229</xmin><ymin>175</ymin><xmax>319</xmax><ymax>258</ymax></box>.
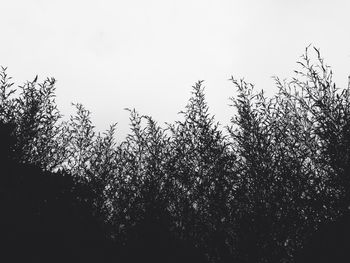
<box><xmin>1</xmin><ymin>47</ymin><xmax>349</xmax><ymax>262</ymax></box>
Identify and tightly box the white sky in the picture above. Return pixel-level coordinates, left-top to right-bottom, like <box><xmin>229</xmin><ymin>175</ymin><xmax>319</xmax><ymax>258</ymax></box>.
<box><xmin>1</xmin><ymin>0</ymin><xmax>350</xmax><ymax>138</ymax></box>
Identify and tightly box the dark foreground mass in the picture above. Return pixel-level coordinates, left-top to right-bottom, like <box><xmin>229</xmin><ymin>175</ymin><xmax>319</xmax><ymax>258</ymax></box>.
<box><xmin>0</xmin><ymin>122</ymin><xmax>209</xmax><ymax>263</ymax></box>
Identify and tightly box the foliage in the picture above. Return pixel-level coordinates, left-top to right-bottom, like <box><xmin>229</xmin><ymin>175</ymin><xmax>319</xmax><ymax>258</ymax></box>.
<box><xmin>1</xmin><ymin>47</ymin><xmax>349</xmax><ymax>262</ymax></box>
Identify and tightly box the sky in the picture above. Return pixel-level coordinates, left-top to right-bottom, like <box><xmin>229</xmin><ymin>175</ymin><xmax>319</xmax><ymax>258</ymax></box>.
<box><xmin>1</xmin><ymin>0</ymin><xmax>350</xmax><ymax>139</ymax></box>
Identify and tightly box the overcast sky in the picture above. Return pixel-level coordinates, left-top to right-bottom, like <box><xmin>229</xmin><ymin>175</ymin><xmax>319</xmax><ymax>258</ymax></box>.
<box><xmin>1</xmin><ymin>0</ymin><xmax>350</xmax><ymax>138</ymax></box>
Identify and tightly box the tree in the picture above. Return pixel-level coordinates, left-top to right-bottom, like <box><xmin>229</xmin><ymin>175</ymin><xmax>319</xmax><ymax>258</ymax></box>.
<box><xmin>167</xmin><ymin>81</ymin><xmax>235</xmax><ymax>262</ymax></box>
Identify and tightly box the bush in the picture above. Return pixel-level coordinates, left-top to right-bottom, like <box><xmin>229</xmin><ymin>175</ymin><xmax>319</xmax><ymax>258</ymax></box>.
<box><xmin>1</xmin><ymin>46</ymin><xmax>349</xmax><ymax>262</ymax></box>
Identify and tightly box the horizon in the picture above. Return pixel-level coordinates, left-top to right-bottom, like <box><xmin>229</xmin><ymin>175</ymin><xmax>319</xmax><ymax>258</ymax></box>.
<box><xmin>1</xmin><ymin>0</ymin><xmax>350</xmax><ymax>138</ymax></box>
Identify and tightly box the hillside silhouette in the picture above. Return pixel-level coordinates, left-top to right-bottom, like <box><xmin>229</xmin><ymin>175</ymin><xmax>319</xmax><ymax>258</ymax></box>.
<box><xmin>0</xmin><ymin>122</ymin><xmax>119</xmax><ymax>262</ymax></box>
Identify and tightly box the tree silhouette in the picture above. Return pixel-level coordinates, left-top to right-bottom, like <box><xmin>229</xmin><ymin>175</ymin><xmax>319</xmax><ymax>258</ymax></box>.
<box><xmin>1</xmin><ymin>46</ymin><xmax>350</xmax><ymax>262</ymax></box>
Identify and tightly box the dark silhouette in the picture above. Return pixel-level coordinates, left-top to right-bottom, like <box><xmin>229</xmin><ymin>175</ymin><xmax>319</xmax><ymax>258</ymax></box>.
<box><xmin>296</xmin><ymin>211</ymin><xmax>350</xmax><ymax>263</ymax></box>
<box><xmin>0</xmin><ymin>120</ymin><xmax>209</xmax><ymax>262</ymax></box>
<box><xmin>1</xmin><ymin>47</ymin><xmax>350</xmax><ymax>262</ymax></box>
<box><xmin>0</xmin><ymin>122</ymin><xmax>118</xmax><ymax>262</ymax></box>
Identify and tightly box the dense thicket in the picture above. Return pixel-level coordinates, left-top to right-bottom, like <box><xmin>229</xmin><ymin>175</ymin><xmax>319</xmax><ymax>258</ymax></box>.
<box><xmin>1</xmin><ymin>47</ymin><xmax>349</xmax><ymax>262</ymax></box>
<box><xmin>0</xmin><ymin>122</ymin><xmax>118</xmax><ymax>262</ymax></box>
